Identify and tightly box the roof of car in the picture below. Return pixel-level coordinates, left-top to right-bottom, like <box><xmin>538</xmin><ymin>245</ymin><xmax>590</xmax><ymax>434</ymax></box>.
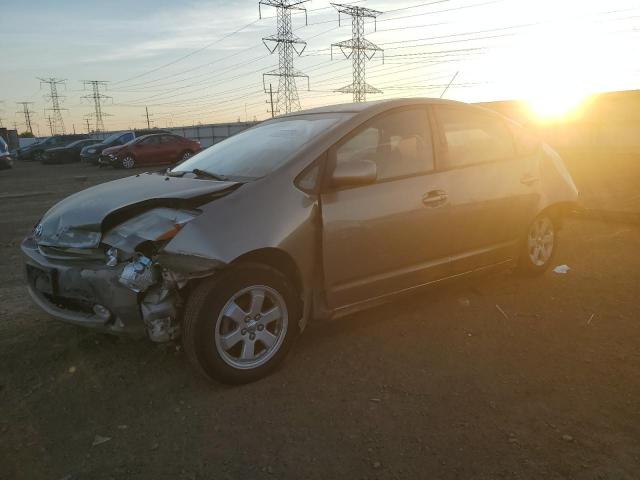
<box><xmin>280</xmin><ymin>98</ymin><xmax>467</xmax><ymax>117</ymax></box>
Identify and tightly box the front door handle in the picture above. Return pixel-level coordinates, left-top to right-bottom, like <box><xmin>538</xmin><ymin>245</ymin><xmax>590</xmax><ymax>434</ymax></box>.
<box><xmin>422</xmin><ymin>190</ymin><xmax>448</xmax><ymax>207</ymax></box>
<box><xmin>520</xmin><ymin>174</ymin><xmax>539</xmax><ymax>186</ymax></box>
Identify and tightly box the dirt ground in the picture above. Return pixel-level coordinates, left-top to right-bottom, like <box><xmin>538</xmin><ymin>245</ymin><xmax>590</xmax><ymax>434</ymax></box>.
<box><xmin>1</xmin><ymin>161</ymin><xmax>639</xmax><ymax>480</ymax></box>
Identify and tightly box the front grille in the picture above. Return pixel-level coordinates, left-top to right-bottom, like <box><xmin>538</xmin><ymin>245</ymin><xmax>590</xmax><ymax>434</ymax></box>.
<box><xmin>42</xmin><ymin>293</ymin><xmax>94</xmax><ymax>315</ymax></box>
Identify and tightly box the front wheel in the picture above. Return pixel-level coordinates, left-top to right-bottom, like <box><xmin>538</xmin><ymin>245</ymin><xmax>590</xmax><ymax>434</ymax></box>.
<box><xmin>517</xmin><ymin>214</ymin><xmax>556</xmax><ymax>275</ymax></box>
<box><xmin>182</xmin><ymin>264</ymin><xmax>300</xmax><ymax>384</ymax></box>
<box><xmin>121</xmin><ymin>155</ymin><xmax>135</xmax><ymax>169</ymax></box>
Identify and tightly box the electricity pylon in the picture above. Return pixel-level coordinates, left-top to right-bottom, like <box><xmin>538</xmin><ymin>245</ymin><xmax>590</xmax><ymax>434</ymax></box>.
<box><xmin>16</xmin><ymin>102</ymin><xmax>35</xmax><ymax>135</ymax></box>
<box><xmin>331</xmin><ymin>3</ymin><xmax>384</xmax><ymax>102</ymax></box>
<box><xmin>82</xmin><ymin>80</ymin><xmax>112</xmax><ymax>132</ymax></box>
<box><xmin>38</xmin><ymin>77</ymin><xmax>67</xmax><ymax>134</ymax></box>
<box><xmin>259</xmin><ymin>0</ymin><xmax>310</xmax><ymax>114</ymax></box>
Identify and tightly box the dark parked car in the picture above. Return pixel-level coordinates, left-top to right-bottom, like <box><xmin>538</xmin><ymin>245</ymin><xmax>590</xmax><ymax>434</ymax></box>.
<box><xmin>99</xmin><ymin>133</ymin><xmax>201</xmax><ymax>169</ymax></box>
<box><xmin>42</xmin><ymin>138</ymin><xmax>102</xmax><ymax>164</ymax></box>
<box><xmin>80</xmin><ymin>129</ymin><xmax>171</xmax><ymax>164</ymax></box>
<box><xmin>16</xmin><ymin>134</ymin><xmax>90</xmax><ymax>161</ymax></box>
<box><xmin>22</xmin><ymin>99</ymin><xmax>578</xmax><ymax>384</ymax></box>
<box><xmin>0</xmin><ymin>137</ymin><xmax>13</xmax><ymax>170</ymax></box>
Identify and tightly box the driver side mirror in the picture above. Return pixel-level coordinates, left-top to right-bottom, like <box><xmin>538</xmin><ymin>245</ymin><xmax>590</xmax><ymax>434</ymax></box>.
<box><xmin>331</xmin><ymin>159</ymin><xmax>377</xmax><ymax>187</ymax></box>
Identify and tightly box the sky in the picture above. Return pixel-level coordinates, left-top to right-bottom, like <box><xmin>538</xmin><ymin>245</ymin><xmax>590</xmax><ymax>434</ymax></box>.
<box><xmin>1</xmin><ymin>0</ymin><xmax>638</xmax><ymax>134</ymax></box>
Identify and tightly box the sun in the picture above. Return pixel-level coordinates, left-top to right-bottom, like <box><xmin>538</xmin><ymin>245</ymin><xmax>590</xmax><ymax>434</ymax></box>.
<box><xmin>512</xmin><ymin>13</ymin><xmax>601</xmax><ymax>122</ymax></box>
<box><xmin>526</xmin><ymin>89</ymin><xmax>589</xmax><ymax>120</ymax></box>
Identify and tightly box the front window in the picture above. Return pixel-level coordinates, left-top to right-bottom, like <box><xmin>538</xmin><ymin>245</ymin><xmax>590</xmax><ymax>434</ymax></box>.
<box><xmin>173</xmin><ymin>114</ymin><xmax>348</xmax><ymax>180</ymax></box>
<box><xmin>336</xmin><ymin>107</ymin><xmax>435</xmax><ymax>181</ymax></box>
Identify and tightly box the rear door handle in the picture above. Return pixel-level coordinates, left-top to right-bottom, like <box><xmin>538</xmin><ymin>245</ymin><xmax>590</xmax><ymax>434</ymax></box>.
<box><xmin>520</xmin><ymin>174</ymin><xmax>539</xmax><ymax>186</ymax></box>
<box><xmin>422</xmin><ymin>190</ymin><xmax>448</xmax><ymax>207</ymax></box>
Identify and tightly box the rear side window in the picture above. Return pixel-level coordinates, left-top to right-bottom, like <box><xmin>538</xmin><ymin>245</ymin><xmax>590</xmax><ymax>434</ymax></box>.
<box><xmin>161</xmin><ymin>135</ymin><xmax>179</xmax><ymax>144</ymax></box>
<box><xmin>140</xmin><ymin>136</ymin><xmax>160</xmax><ymax>145</ymax></box>
<box><xmin>336</xmin><ymin>107</ymin><xmax>434</xmax><ymax>181</ymax></box>
<box><xmin>435</xmin><ymin>107</ymin><xmax>516</xmax><ymax>168</ymax></box>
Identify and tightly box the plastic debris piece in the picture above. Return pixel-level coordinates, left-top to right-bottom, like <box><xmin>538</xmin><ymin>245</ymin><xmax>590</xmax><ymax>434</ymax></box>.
<box><xmin>553</xmin><ymin>265</ymin><xmax>570</xmax><ymax>274</ymax></box>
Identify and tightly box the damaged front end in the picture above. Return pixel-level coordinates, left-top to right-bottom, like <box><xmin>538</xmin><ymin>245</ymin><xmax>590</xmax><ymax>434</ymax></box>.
<box><xmin>102</xmin><ymin>207</ymin><xmax>224</xmax><ymax>342</ymax></box>
<box><xmin>22</xmin><ymin>173</ymin><xmax>237</xmax><ymax>342</ymax></box>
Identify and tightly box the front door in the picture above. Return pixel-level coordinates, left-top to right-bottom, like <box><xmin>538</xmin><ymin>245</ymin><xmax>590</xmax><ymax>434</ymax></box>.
<box><xmin>135</xmin><ymin>136</ymin><xmax>162</xmax><ymax>165</ymax></box>
<box><xmin>320</xmin><ymin>106</ymin><xmax>453</xmax><ymax>310</ymax></box>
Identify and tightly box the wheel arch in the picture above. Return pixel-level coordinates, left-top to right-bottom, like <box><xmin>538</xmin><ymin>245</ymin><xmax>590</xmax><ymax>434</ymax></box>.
<box><xmin>231</xmin><ymin>247</ymin><xmax>304</xmax><ymax>299</ymax></box>
<box><xmin>536</xmin><ymin>200</ymin><xmax>578</xmax><ymax>230</ymax></box>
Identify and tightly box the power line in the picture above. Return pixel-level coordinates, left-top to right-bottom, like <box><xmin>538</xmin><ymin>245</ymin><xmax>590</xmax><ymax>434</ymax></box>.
<box><xmin>260</xmin><ymin>0</ymin><xmax>310</xmax><ymax>114</ymax></box>
<box><xmin>38</xmin><ymin>77</ymin><xmax>67</xmax><ymax>134</ymax></box>
<box><xmin>330</xmin><ymin>3</ymin><xmax>384</xmax><ymax>102</ymax></box>
<box><xmin>82</xmin><ymin>80</ymin><xmax>112</xmax><ymax>132</ymax></box>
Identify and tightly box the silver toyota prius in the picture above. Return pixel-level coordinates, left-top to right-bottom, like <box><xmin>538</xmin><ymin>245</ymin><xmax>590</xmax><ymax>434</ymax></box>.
<box><xmin>22</xmin><ymin>98</ymin><xmax>578</xmax><ymax>383</ymax></box>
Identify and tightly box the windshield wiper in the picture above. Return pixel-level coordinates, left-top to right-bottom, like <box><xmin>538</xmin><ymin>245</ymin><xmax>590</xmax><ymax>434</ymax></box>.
<box><xmin>167</xmin><ymin>168</ymin><xmax>228</xmax><ymax>181</ymax></box>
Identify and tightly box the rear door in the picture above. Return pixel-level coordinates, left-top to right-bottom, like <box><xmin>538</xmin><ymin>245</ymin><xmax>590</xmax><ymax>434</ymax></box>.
<box><xmin>431</xmin><ymin>105</ymin><xmax>541</xmax><ymax>274</ymax></box>
<box><xmin>320</xmin><ymin>106</ymin><xmax>453</xmax><ymax>310</ymax></box>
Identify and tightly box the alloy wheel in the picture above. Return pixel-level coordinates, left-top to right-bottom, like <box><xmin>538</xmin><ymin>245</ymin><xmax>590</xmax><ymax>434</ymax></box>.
<box><xmin>214</xmin><ymin>285</ymin><xmax>288</xmax><ymax>370</ymax></box>
<box><xmin>122</xmin><ymin>156</ymin><xmax>135</xmax><ymax>169</ymax></box>
<box><xmin>527</xmin><ymin>216</ymin><xmax>554</xmax><ymax>267</ymax></box>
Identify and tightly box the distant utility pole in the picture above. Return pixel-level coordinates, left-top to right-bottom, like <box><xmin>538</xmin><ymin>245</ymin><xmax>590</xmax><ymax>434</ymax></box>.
<box><xmin>144</xmin><ymin>106</ymin><xmax>152</xmax><ymax>128</ymax></box>
<box><xmin>46</xmin><ymin>115</ymin><xmax>54</xmax><ymax>136</ymax></box>
<box><xmin>331</xmin><ymin>3</ymin><xmax>384</xmax><ymax>103</ymax></box>
<box><xmin>82</xmin><ymin>80</ymin><xmax>111</xmax><ymax>132</ymax></box>
<box><xmin>38</xmin><ymin>77</ymin><xmax>67</xmax><ymax>134</ymax></box>
<box><xmin>85</xmin><ymin>116</ymin><xmax>92</xmax><ymax>133</ymax></box>
<box><xmin>16</xmin><ymin>102</ymin><xmax>35</xmax><ymax>135</ymax></box>
<box><xmin>0</xmin><ymin>100</ymin><xmax>4</xmax><ymax>128</ymax></box>
<box><xmin>259</xmin><ymin>0</ymin><xmax>310</xmax><ymax>115</ymax></box>
<box><xmin>267</xmin><ymin>83</ymin><xmax>276</xmax><ymax>118</ymax></box>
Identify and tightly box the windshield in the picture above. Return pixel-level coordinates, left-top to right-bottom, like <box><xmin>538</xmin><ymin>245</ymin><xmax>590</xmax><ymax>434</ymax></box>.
<box><xmin>102</xmin><ymin>132</ymin><xmax>125</xmax><ymax>145</ymax></box>
<box><xmin>67</xmin><ymin>139</ymin><xmax>90</xmax><ymax>148</ymax></box>
<box><xmin>172</xmin><ymin>114</ymin><xmax>347</xmax><ymax>180</ymax></box>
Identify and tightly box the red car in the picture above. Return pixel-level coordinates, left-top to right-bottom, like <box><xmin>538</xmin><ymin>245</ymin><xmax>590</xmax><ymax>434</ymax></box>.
<box><xmin>99</xmin><ymin>133</ymin><xmax>201</xmax><ymax>169</ymax></box>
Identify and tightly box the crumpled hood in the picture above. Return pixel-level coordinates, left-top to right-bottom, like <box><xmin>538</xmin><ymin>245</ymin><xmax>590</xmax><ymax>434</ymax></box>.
<box><xmin>35</xmin><ymin>172</ymin><xmax>239</xmax><ymax>248</ymax></box>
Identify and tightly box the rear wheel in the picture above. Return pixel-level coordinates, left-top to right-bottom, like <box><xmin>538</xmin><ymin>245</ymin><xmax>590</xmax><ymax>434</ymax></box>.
<box><xmin>179</xmin><ymin>150</ymin><xmax>193</xmax><ymax>163</ymax></box>
<box><xmin>517</xmin><ymin>214</ymin><xmax>556</xmax><ymax>275</ymax></box>
<box><xmin>182</xmin><ymin>264</ymin><xmax>300</xmax><ymax>384</ymax></box>
<box><xmin>33</xmin><ymin>151</ymin><xmax>43</xmax><ymax>162</ymax></box>
<box><xmin>121</xmin><ymin>155</ymin><xmax>135</xmax><ymax>169</ymax></box>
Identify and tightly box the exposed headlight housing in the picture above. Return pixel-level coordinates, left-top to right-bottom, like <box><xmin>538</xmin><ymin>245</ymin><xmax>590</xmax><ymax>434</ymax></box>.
<box><xmin>103</xmin><ymin>207</ymin><xmax>199</xmax><ymax>254</ymax></box>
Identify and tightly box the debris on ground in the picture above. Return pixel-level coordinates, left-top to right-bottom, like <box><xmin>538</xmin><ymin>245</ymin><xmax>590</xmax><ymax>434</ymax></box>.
<box><xmin>495</xmin><ymin>304</ymin><xmax>509</xmax><ymax>320</ymax></box>
<box><xmin>553</xmin><ymin>264</ymin><xmax>571</xmax><ymax>274</ymax></box>
<box><xmin>92</xmin><ymin>435</ymin><xmax>111</xmax><ymax>447</ymax></box>
<box><xmin>457</xmin><ymin>297</ymin><xmax>471</xmax><ymax>307</ymax></box>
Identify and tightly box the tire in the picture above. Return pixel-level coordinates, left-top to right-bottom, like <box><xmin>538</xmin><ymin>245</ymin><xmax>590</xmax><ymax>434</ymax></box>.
<box><xmin>517</xmin><ymin>213</ymin><xmax>557</xmax><ymax>275</ymax></box>
<box><xmin>33</xmin><ymin>151</ymin><xmax>43</xmax><ymax>162</ymax></box>
<box><xmin>182</xmin><ymin>263</ymin><xmax>300</xmax><ymax>384</ymax></box>
<box><xmin>121</xmin><ymin>155</ymin><xmax>135</xmax><ymax>169</ymax></box>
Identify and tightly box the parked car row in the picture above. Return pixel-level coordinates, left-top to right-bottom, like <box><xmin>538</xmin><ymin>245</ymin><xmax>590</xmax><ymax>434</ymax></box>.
<box><xmin>13</xmin><ymin>129</ymin><xmax>201</xmax><ymax>169</ymax></box>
